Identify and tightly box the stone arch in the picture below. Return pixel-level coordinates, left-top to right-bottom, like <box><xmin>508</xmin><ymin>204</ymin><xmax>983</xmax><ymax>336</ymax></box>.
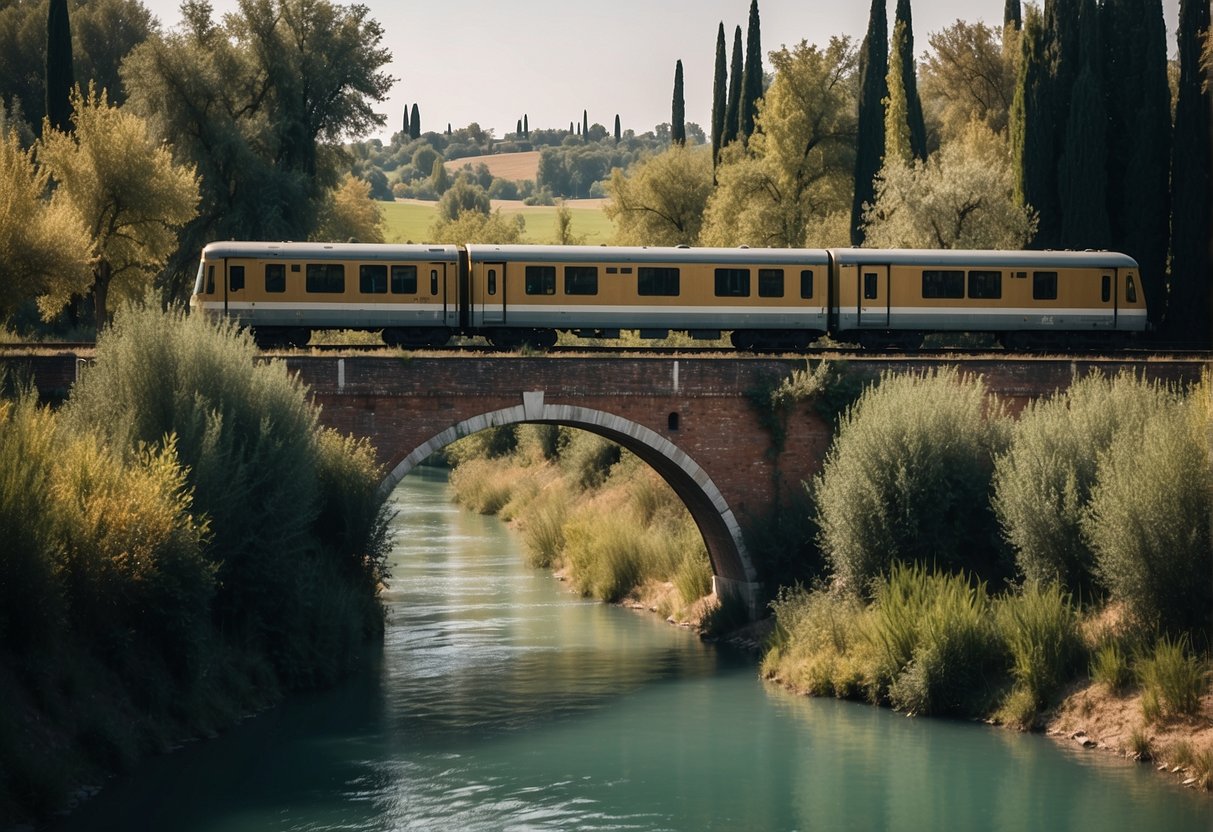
<box><xmin>379</xmin><ymin>391</ymin><xmax>762</xmax><ymax>617</ymax></box>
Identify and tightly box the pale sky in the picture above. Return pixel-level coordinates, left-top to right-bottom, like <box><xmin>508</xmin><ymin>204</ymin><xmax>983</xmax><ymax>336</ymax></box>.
<box><xmin>138</xmin><ymin>0</ymin><xmax>1182</xmax><ymax>143</ymax></box>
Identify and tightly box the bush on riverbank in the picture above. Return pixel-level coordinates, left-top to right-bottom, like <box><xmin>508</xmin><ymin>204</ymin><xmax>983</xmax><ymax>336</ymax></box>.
<box><xmin>446</xmin><ymin>426</ymin><xmax>712</xmax><ymax>619</ymax></box>
<box><xmin>0</xmin><ymin>303</ymin><xmax>389</xmax><ymax>824</ymax></box>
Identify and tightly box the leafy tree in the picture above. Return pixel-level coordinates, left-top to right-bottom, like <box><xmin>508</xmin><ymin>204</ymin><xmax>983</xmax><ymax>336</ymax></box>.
<box><xmin>711</xmin><ymin>22</ymin><xmax>727</xmax><ymax>166</ymax></box>
<box><xmin>410</xmin><ymin>102</ymin><xmax>420</xmax><ymax>139</ymax></box>
<box><xmin>605</xmin><ymin>145</ymin><xmax>712</xmax><ymax>245</ymax></box>
<box><xmin>893</xmin><ymin>0</ymin><xmax>926</xmax><ymax>160</ymax></box>
<box><xmin>724</xmin><ymin>25</ymin><xmax>743</xmax><ymax>147</ymax></box>
<box><xmin>921</xmin><ymin>21</ymin><xmax>1017</xmax><ymax>140</ymax></box>
<box><xmin>739</xmin><ymin>0</ymin><xmax>763</xmax><ymax>142</ymax></box>
<box><xmin>436</xmin><ymin>178</ymin><xmax>489</xmax><ymax>220</ymax></box>
<box><xmin>703</xmin><ymin>38</ymin><xmax>858</xmax><ymax>248</ymax></box>
<box><xmin>1011</xmin><ymin>5</ymin><xmax>1058</xmax><ymax>248</ymax></box>
<box><xmin>1168</xmin><ymin>0</ymin><xmax>1212</xmax><ymax>346</ymax></box>
<box><xmin>851</xmin><ymin>0</ymin><xmax>887</xmax><ymax>245</ymax></box>
<box><xmin>428</xmin><ymin>208</ymin><xmax>525</xmax><ymax>245</ymax></box>
<box><xmin>1101</xmin><ymin>0</ymin><xmax>1170</xmax><ymax>328</ymax></box>
<box><xmin>45</xmin><ymin>0</ymin><xmax>73</xmax><ymax>133</ymax></box>
<box><xmin>429</xmin><ymin>156</ymin><xmax>451</xmax><ymax>195</ymax></box>
<box><xmin>1057</xmin><ymin>0</ymin><xmax>1109</xmax><ymax>250</ymax></box>
<box><xmin>864</xmin><ymin>120</ymin><xmax>1037</xmax><ymax>249</ymax></box>
<box><xmin>37</xmin><ymin>86</ymin><xmax>198</xmax><ymax>329</ymax></box>
<box><xmin>671</xmin><ymin>60</ymin><xmax>686</xmax><ymax>146</ymax></box>
<box><xmin>0</xmin><ymin>124</ymin><xmax>92</xmax><ymax>319</ymax></box>
<box><xmin>313</xmin><ymin>174</ymin><xmax>384</xmax><ymax>242</ymax></box>
<box><xmin>554</xmin><ymin>202</ymin><xmax>584</xmax><ymax>245</ymax></box>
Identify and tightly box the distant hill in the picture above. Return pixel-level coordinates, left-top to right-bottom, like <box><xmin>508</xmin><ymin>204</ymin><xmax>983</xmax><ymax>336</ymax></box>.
<box><xmin>444</xmin><ymin>150</ymin><xmax>540</xmax><ymax>182</ymax></box>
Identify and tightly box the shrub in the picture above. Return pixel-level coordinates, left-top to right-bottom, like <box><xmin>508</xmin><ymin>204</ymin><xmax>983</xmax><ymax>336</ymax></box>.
<box><xmin>814</xmin><ymin>368</ymin><xmax>1008</xmax><ymax>594</ymax></box>
<box><xmin>762</xmin><ymin>585</ymin><xmax>865</xmax><ymax>697</ymax></box>
<box><xmin>1090</xmin><ymin>641</ymin><xmax>1133</xmax><ymax>694</ymax></box>
<box><xmin>1083</xmin><ymin>395</ymin><xmax>1212</xmax><ymax>635</ymax></box>
<box><xmin>994</xmin><ymin>372</ymin><xmax>1182</xmax><ymax>598</ymax></box>
<box><xmin>1137</xmin><ymin>635</ymin><xmax>1208</xmax><ymax>723</ymax></box>
<box><xmin>995</xmin><ymin>582</ymin><xmax>1084</xmax><ymax>710</ymax></box>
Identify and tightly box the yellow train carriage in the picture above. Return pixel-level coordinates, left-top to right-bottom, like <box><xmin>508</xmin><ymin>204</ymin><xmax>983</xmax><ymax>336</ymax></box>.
<box><xmin>192</xmin><ymin>241</ymin><xmax>460</xmax><ymax>346</ymax></box>
<box><xmin>465</xmin><ymin>244</ymin><xmax>831</xmax><ymax>349</ymax></box>
<box><xmin>829</xmin><ymin>248</ymin><xmax>1146</xmax><ymax>349</ymax></box>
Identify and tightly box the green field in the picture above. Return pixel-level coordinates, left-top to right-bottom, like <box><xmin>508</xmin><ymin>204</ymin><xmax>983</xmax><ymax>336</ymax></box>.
<box><xmin>379</xmin><ymin>200</ymin><xmax>615</xmax><ymax>245</ymax></box>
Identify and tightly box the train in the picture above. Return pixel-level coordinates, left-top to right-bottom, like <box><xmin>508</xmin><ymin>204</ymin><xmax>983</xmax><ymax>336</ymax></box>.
<box><xmin>190</xmin><ymin>241</ymin><xmax>1148</xmax><ymax>351</ymax></box>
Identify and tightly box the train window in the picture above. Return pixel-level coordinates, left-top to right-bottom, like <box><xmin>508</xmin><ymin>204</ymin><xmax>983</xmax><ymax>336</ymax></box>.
<box><xmin>290</xmin><ymin>264</ymin><xmax>300</xmax><ymax>272</ymax></box>
<box><xmin>620</xmin><ymin>267</ymin><xmax>633</xmax><ymax>274</ymax></box>
<box><xmin>1013</xmin><ymin>271</ymin><xmax>1027</xmax><ymax>279</ymax></box>
<box><xmin>430</xmin><ymin>269</ymin><xmax>439</xmax><ymax>295</ymax></box>
<box><xmin>265</xmin><ymin>264</ymin><xmax>285</xmax><ymax>293</ymax></box>
<box><xmin>392</xmin><ymin>265</ymin><xmax>417</xmax><ymax>294</ymax></box>
<box><xmin>638</xmin><ymin>267</ymin><xmax>680</xmax><ymax>296</ymax></box>
<box><xmin>565</xmin><ymin>266</ymin><xmax>598</xmax><ymax>295</ymax></box>
<box><xmin>800</xmin><ymin>270</ymin><xmax>814</xmax><ymax>299</ymax></box>
<box><xmin>1033</xmin><ymin>271</ymin><xmax>1058</xmax><ymax>300</ymax></box>
<box><xmin>1126</xmin><ymin>274</ymin><xmax>1138</xmax><ymax>303</ymax></box>
<box><xmin>1101</xmin><ymin>274</ymin><xmax>1111</xmax><ymax>303</ymax></box>
<box><xmin>525</xmin><ymin>265</ymin><xmax>556</xmax><ymax>295</ymax></box>
<box><xmin>715</xmin><ymin>268</ymin><xmax>750</xmax><ymax>297</ymax></box>
<box><xmin>488</xmin><ymin>269</ymin><xmax>497</xmax><ymax>295</ymax></box>
<box><xmin>864</xmin><ymin>272</ymin><xmax>879</xmax><ymax>299</ymax></box>
<box><xmin>229</xmin><ymin>265</ymin><xmax>244</xmax><ymax>292</ymax></box>
<box><xmin>606</xmin><ymin>267</ymin><xmax>619</xmax><ymax>274</ymax></box>
<box><xmin>360</xmin><ymin>264</ymin><xmax>388</xmax><ymax>294</ymax></box>
<box><xmin>758</xmin><ymin>269</ymin><xmax>784</xmax><ymax>297</ymax></box>
<box><xmin>922</xmin><ymin>270</ymin><xmax>964</xmax><ymax>298</ymax></box>
<box><xmin>306</xmin><ymin>263</ymin><xmax>345</xmax><ymax>293</ymax></box>
<box><xmin>206</xmin><ymin>265</ymin><xmax>215</xmax><ymax>294</ymax></box>
<box><xmin>968</xmin><ymin>270</ymin><xmax>1002</xmax><ymax>299</ymax></box>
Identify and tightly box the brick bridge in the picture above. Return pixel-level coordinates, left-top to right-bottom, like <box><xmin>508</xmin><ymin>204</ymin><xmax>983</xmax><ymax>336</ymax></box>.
<box><xmin>12</xmin><ymin>352</ymin><xmax>1208</xmax><ymax>618</ymax></box>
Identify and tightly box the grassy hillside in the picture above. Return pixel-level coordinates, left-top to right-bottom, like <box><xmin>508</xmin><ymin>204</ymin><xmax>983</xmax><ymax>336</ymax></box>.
<box><xmin>380</xmin><ymin>199</ymin><xmax>615</xmax><ymax>245</ymax></box>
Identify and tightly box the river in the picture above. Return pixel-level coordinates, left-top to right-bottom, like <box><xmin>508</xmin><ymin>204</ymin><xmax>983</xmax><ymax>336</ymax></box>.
<box><xmin>56</xmin><ymin>466</ymin><xmax>1210</xmax><ymax>831</ymax></box>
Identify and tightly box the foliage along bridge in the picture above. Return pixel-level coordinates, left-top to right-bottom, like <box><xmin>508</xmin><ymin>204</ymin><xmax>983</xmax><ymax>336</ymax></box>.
<box><xmin>11</xmin><ymin>352</ymin><xmax>1207</xmax><ymax>619</ymax></box>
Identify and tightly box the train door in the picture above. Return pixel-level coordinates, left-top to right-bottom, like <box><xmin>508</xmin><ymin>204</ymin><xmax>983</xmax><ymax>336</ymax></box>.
<box><xmin>1101</xmin><ymin>270</ymin><xmax>1116</xmax><ymax>329</ymax></box>
<box><xmin>428</xmin><ymin>262</ymin><xmax>455</xmax><ymax>326</ymax></box>
<box><xmin>482</xmin><ymin>261</ymin><xmax>506</xmax><ymax>324</ymax></box>
<box><xmin>856</xmin><ymin>264</ymin><xmax>889</xmax><ymax>328</ymax></box>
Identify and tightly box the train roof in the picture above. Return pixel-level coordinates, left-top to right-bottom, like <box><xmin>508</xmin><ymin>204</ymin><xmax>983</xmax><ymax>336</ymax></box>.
<box><xmin>827</xmin><ymin>248</ymin><xmax>1140</xmax><ymax>269</ymax></box>
<box><xmin>200</xmin><ymin>241</ymin><xmax>460</xmax><ymax>261</ymax></box>
<box><xmin>463</xmin><ymin>244</ymin><xmax>832</xmax><ymax>266</ymax></box>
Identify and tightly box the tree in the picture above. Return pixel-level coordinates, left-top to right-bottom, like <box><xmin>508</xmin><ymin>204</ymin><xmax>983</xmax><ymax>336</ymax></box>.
<box><xmin>892</xmin><ymin>0</ymin><xmax>927</xmax><ymax>160</ymax></box>
<box><xmin>582</xmin><ymin>109</ymin><xmax>589</xmax><ymax>140</ymax></box>
<box><xmin>711</xmin><ymin>22</ymin><xmax>727</xmax><ymax>167</ymax></box>
<box><xmin>428</xmin><ymin>208</ymin><xmax>524</xmax><ymax>245</ymax></box>
<box><xmin>671</xmin><ymin>60</ymin><xmax>686</xmax><ymax>146</ymax></box>
<box><xmin>45</xmin><ymin>0</ymin><xmax>73</xmax><ymax>133</ymax></box>
<box><xmin>605</xmin><ymin>145</ymin><xmax>713</xmax><ymax>245</ymax></box>
<box><xmin>313</xmin><ymin>174</ymin><xmax>384</xmax><ymax>242</ymax></box>
<box><xmin>1057</xmin><ymin>0</ymin><xmax>1109</xmax><ymax>251</ymax></box>
<box><xmin>403</xmin><ymin>103</ymin><xmax>409</xmax><ymax>136</ymax></box>
<box><xmin>851</xmin><ymin>0</ymin><xmax>888</xmax><ymax>245</ymax></box>
<box><xmin>614</xmin><ymin>113</ymin><xmax>620</xmax><ymax>142</ymax></box>
<box><xmin>516</xmin><ymin>118</ymin><xmax>522</xmax><ymax>138</ymax></box>
<box><xmin>429</xmin><ymin>156</ymin><xmax>451</xmax><ymax>195</ymax></box>
<box><xmin>436</xmin><ymin>178</ymin><xmax>489</xmax><ymax>221</ymax></box>
<box><xmin>1168</xmin><ymin>0</ymin><xmax>1212</xmax><ymax>346</ymax></box>
<box><xmin>1101</xmin><ymin>0</ymin><xmax>1171</xmax><ymax>327</ymax></box>
<box><xmin>37</xmin><ymin>86</ymin><xmax>198</xmax><ymax>329</ymax></box>
<box><xmin>884</xmin><ymin>21</ymin><xmax>913</xmax><ymax>166</ymax></box>
<box><xmin>410</xmin><ymin>103</ymin><xmax>420</xmax><ymax>139</ymax></box>
<box><xmin>702</xmin><ymin>38</ymin><xmax>858</xmax><ymax>249</ymax></box>
<box><xmin>724</xmin><ymin>25</ymin><xmax>743</xmax><ymax>147</ymax></box>
<box><xmin>1011</xmin><ymin>5</ymin><xmax>1058</xmax><ymax>248</ymax></box>
<box><xmin>524</xmin><ymin>113</ymin><xmax>529</xmax><ymax>137</ymax></box>
<box><xmin>0</xmin><ymin>124</ymin><xmax>92</xmax><ymax>319</ymax></box>
<box><xmin>554</xmin><ymin>202</ymin><xmax>585</xmax><ymax>245</ymax></box>
<box><xmin>739</xmin><ymin>0</ymin><xmax>763</xmax><ymax>143</ymax></box>
<box><xmin>920</xmin><ymin>21</ymin><xmax>1017</xmax><ymax>139</ymax></box>
<box><xmin>1005</xmin><ymin>0</ymin><xmax>1022</xmax><ymax>31</ymax></box>
<box><xmin>863</xmin><ymin>120</ymin><xmax>1036</xmax><ymax>249</ymax></box>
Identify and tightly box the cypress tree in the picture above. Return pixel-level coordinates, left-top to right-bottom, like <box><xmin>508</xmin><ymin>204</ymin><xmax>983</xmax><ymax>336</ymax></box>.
<box><xmin>1045</xmin><ymin>0</ymin><xmax>1082</xmax><ymax>153</ymax></box>
<box><xmin>884</xmin><ymin>21</ymin><xmax>913</xmax><ymax>166</ymax></box>
<box><xmin>1168</xmin><ymin>0</ymin><xmax>1213</xmax><ymax>346</ymax></box>
<box><xmin>410</xmin><ymin>103</ymin><xmax>420</xmax><ymax>139</ymax></box>
<box><xmin>1005</xmin><ymin>0</ymin><xmax>1022</xmax><ymax>31</ymax></box>
<box><xmin>739</xmin><ymin>0</ymin><xmax>763</xmax><ymax>142</ymax></box>
<box><xmin>1102</xmin><ymin>0</ymin><xmax>1170</xmax><ymax>327</ymax></box>
<box><xmin>711</xmin><ymin>22</ymin><xmax>727</xmax><ymax>166</ymax></box>
<box><xmin>1058</xmin><ymin>0</ymin><xmax>1110</xmax><ymax>250</ymax></box>
<box><xmin>402</xmin><ymin>105</ymin><xmax>409</xmax><ymax>137</ymax></box>
<box><xmin>614</xmin><ymin>114</ymin><xmax>621</xmax><ymax>143</ymax></box>
<box><xmin>893</xmin><ymin>0</ymin><xmax>927</xmax><ymax>161</ymax></box>
<box><xmin>583</xmin><ymin>109</ymin><xmax>589</xmax><ymax>140</ymax></box>
<box><xmin>524</xmin><ymin>114</ymin><xmax>529</xmax><ymax>138</ymax></box>
<box><xmin>45</xmin><ymin>0</ymin><xmax>74</xmax><ymax>134</ymax></box>
<box><xmin>851</xmin><ymin>0</ymin><xmax>888</xmax><ymax>245</ymax></box>
<box><xmin>672</xmin><ymin>60</ymin><xmax>686</xmax><ymax>146</ymax></box>
<box><xmin>1012</xmin><ymin>5</ymin><xmax>1058</xmax><ymax>248</ymax></box>
<box><xmin>724</xmin><ymin>25</ymin><xmax>743</xmax><ymax>147</ymax></box>
<box><xmin>516</xmin><ymin>118</ymin><xmax>522</xmax><ymax>138</ymax></box>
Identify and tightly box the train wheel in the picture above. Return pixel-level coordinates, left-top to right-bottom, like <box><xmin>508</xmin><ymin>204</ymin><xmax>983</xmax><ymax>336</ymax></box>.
<box><xmin>730</xmin><ymin>330</ymin><xmax>756</xmax><ymax>351</ymax></box>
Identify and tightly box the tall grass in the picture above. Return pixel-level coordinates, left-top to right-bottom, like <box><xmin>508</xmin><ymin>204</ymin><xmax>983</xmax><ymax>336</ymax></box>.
<box><xmin>995</xmin><ymin>582</ymin><xmax>1084</xmax><ymax>712</ymax></box>
<box><xmin>1137</xmin><ymin>636</ymin><xmax>1208</xmax><ymax>723</ymax></box>
<box><xmin>813</xmin><ymin>368</ymin><xmax>1009</xmax><ymax>594</ymax></box>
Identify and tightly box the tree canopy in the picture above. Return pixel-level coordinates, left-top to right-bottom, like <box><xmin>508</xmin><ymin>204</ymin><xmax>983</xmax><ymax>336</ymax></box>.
<box><xmin>605</xmin><ymin>145</ymin><xmax>713</xmax><ymax>246</ymax></box>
